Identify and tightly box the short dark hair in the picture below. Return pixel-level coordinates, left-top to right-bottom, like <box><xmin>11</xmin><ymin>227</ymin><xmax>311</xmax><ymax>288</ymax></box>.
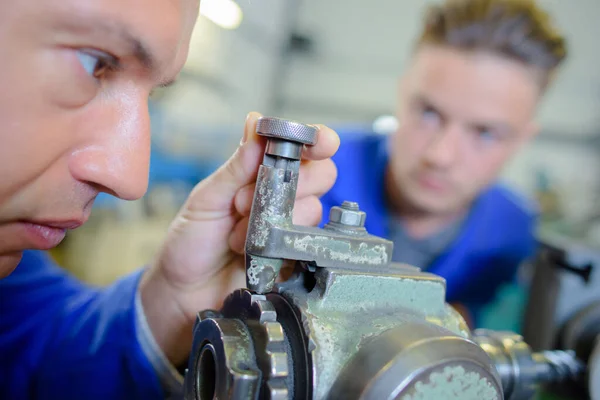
<box><xmin>418</xmin><ymin>0</ymin><xmax>567</xmax><ymax>86</ymax></box>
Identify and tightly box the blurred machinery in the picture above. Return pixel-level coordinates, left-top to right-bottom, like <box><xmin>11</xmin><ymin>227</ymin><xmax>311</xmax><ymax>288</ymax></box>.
<box><xmin>183</xmin><ymin>118</ymin><xmax>597</xmax><ymax>399</ymax></box>
<box><xmin>523</xmin><ymin>235</ymin><xmax>600</xmax><ymax>400</ymax></box>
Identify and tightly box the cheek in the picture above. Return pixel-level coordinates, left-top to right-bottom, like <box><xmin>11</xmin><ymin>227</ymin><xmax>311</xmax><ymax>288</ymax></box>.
<box><xmin>0</xmin><ymin>72</ymin><xmax>79</xmax><ymax>208</ymax></box>
<box><xmin>394</xmin><ymin>124</ymin><xmax>431</xmax><ymax>162</ymax></box>
<box><xmin>0</xmin><ymin>42</ymin><xmax>97</xmax><ymax>204</ymax></box>
<box><xmin>461</xmin><ymin>147</ymin><xmax>513</xmax><ymax>189</ymax></box>
<box><xmin>0</xmin><ymin>111</ymin><xmax>77</xmax><ymax>210</ymax></box>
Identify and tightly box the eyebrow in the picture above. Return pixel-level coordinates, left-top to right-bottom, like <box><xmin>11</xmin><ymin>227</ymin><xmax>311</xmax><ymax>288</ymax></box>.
<box><xmin>94</xmin><ymin>20</ymin><xmax>155</xmax><ymax>69</ymax></box>
<box><xmin>57</xmin><ymin>16</ymin><xmax>165</xmax><ymax>80</ymax></box>
<box><xmin>415</xmin><ymin>94</ymin><xmax>513</xmax><ymax>134</ymax></box>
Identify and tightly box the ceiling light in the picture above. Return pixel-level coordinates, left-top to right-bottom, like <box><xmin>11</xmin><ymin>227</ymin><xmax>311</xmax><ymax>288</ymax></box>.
<box><xmin>200</xmin><ymin>0</ymin><xmax>243</xmax><ymax>30</ymax></box>
<box><xmin>372</xmin><ymin>115</ymin><xmax>398</xmax><ymax>135</ymax></box>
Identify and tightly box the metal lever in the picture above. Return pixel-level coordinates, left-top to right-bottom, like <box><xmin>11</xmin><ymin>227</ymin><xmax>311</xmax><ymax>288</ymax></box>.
<box><xmin>244</xmin><ymin>117</ymin><xmax>393</xmax><ymax>294</ymax></box>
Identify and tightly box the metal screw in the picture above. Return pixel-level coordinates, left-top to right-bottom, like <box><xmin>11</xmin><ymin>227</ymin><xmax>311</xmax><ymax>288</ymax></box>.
<box><xmin>341</xmin><ymin>201</ymin><xmax>359</xmax><ymax>211</ymax></box>
<box><xmin>329</xmin><ymin>201</ymin><xmax>366</xmax><ymax>228</ymax></box>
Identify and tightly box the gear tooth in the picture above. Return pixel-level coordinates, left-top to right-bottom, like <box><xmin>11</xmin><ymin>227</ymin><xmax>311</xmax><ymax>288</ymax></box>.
<box><xmin>198</xmin><ymin>310</ymin><xmax>222</xmax><ymax>321</ymax></box>
<box><xmin>308</xmin><ymin>338</ymin><xmax>317</xmax><ymax>352</ymax></box>
<box><xmin>267</xmin><ymin>352</ymin><xmax>289</xmax><ymax>377</ymax></box>
<box><xmin>267</xmin><ymin>380</ymin><xmax>288</xmax><ymax>400</ymax></box>
<box><xmin>261</xmin><ymin>309</ymin><xmax>278</xmax><ymax>323</ymax></box>
<box><xmin>250</xmin><ymin>294</ymin><xmax>267</xmax><ymax>303</ymax></box>
<box><xmin>230</xmin><ymin>289</ymin><xmax>250</xmax><ymax>307</ymax></box>
<box><xmin>252</xmin><ymin>299</ymin><xmax>277</xmax><ymax>323</ymax></box>
<box><xmin>241</xmin><ymin>289</ymin><xmax>256</xmax><ymax>303</ymax></box>
<box><xmin>264</xmin><ymin>322</ymin><xmax>285</xmax><ymax>348</ymax></box>
<box><xmin>237</xmin><ymin>295</ymin><xmax>290</xmax><ymax>397</ymax></box>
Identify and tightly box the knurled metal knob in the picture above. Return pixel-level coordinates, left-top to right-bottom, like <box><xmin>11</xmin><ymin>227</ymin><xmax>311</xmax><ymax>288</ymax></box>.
<box><xmin>256</xmin><ymin>117</ymin><xmax>318</xmax><ymax>146</ymax></box>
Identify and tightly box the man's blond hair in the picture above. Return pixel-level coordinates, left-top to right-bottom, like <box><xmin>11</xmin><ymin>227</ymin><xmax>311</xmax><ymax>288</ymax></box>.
<box><xmin>418</xmin><ymin>0</ymin><xmax>567</xmax><ymax>88</ymax></box>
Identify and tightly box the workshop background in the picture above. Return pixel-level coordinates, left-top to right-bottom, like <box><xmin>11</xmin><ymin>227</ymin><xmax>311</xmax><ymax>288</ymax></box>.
<box><xmin>51</xmin><ymin>0</ymin><xmax>600</xmax><ymax>332</ymax></box>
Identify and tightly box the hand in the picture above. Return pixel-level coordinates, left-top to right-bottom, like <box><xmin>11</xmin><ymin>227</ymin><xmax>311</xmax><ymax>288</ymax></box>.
<box><xmin>139</xmin><ymin>112</ymin><xmax>340</xmax><ymax>366</ymax></box>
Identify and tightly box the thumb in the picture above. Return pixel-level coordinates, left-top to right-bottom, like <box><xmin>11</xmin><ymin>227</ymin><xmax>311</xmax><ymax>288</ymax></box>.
<box><xmin>185</xmin><ymin>112</ymin><xmax>265</xmax><ymax>214</ymax></box>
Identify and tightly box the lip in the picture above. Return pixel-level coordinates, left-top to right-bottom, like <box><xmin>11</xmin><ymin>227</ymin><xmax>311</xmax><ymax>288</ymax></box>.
<box><xmin>16</xmin><ymin>218</ymin><xmax>86</xmax><ymax>250</ymax></box>
<box><xmin>27</xmin><ymin>220</ymin><xmax>85</xmax><ymax>230</ymax></box>
<box><xmin>416</xmin><ymin>174</ymin><xmax>450</xmax><ymax>192</ymax></box>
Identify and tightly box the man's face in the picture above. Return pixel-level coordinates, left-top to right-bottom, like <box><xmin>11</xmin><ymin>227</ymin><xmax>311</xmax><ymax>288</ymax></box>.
<box><xmin>389</xmin><ymin>45</ymin><xmax>541</xmax><ymax>216</ymax></box>
<box><xmin>0</xmin><ymin>0</ymin><xmax>199</xmax><ymax>277</ymax></box>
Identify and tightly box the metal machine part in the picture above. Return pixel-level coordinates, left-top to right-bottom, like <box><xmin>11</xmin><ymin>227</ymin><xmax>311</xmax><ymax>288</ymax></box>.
<box><xmin>473</xmin><ymin>330</ymin><xmax>585</xmax><ymax>400</ymax></box>
<box><xmin>186</xmin><ymin>266</ymin><xmax>504</xmax><ymax>399</ymax></box>
<box><xmin>522</xmin><ymin>237</ymin><xmax>600</xmax><ymax>398</ymax></box>
<box><xmin>184</xmin><ymin>117</ymin><xmax>590</xmax><ymax>400</ymax></box>
<box><xmin>245</xmin><ymin>117</ymin><xmax>393</xmax><ymax>294</ymax></box>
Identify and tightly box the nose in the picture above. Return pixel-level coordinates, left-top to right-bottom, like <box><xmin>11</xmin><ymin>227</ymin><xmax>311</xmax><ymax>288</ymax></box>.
<box><xmin>422</xmin><ymin>124</ymin><xmax>462</xmax><ymax>169</ymax></box>
<box><xmin>69</xmin><ymin>90</ymin><xmax>151</xmax><ymax>201</ymax></box>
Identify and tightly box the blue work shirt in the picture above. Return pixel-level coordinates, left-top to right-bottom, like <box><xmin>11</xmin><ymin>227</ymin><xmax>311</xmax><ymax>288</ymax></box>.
<box><xmin>319</xmin><ymin>133</ymin><xmax>538</xmax><ymax>317</ymax></box>
<box><xmin>0</xmin><ymin>250</ymin><xmax>181</xmax><ymax>399</ymax></box>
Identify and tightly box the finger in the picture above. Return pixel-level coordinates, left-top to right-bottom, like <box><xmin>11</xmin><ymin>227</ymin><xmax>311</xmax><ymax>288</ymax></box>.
<box><xmin>234</xmin><ymin>184</ymin><xmax>255</xmax><ymax>218</ymax></box>
<box><xmin>234</xmin><ymin>158</ymin><xmax>337</xmax><ymax>217</ymax></box>
<box><xmin>183</xmin><ymin>112</ymin><xmax>265</xmax><ymax>215</ymax></box>
<box><xmin>229</xmin><ymin>216</ymin><xmax>249</xmax><ymax>255</ymax></box>
<box><xmin>292</xmin><ymin>196</ymin><xmax>323</xmax><ymax>226</ymax></box>
<box><xmin>297</xmin><ymin>158</ymin><xmax>337</xmax><ymax>199</ymax></box>
<box><xmin>302</xmin><ymin>124</ymin><xmax>340</xmax><ymax>161</ymax></box>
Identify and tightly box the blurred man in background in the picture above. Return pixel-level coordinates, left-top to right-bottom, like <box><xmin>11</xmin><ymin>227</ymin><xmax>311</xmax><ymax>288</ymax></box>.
<box><xmin>0</xmin><ymin>0</ymin><xmax>338</xmax><ymax>399</ymax></box>
<box><xmin>321</xmin><ymin>0</ymin><xmax>567</xmax><ymax>325</ymax></box>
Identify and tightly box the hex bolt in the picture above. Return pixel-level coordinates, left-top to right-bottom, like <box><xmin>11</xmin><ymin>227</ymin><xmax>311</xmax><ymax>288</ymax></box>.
<box><xmin>329</xmin><ymin>201</ymin><xmax>366</xmax><ymax>228</ymax></box>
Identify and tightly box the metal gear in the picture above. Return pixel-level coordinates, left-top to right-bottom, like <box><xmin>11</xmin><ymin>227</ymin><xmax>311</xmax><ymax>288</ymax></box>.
<box><xmin>221</xmin><ymin>289</ymin><xmax>290</xmax><ymax>400</ymax></box>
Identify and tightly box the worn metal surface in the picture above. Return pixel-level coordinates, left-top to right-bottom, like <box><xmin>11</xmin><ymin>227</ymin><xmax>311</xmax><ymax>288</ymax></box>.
<box><xmin>245</xmin><ymin>167</ymin><xmax>394</xmax><ymax>292</ymax></box>
<box><xmin>327</xmin><ymin>324</ymin><xmax>501</xmax><ymax>400</ymax></box>
<box><xmin>245</xmin><ymin>161</ymin><xmax>298</xmax><ymax>293</ymax></box>
<box><xmin>245</xmin><ymin>117</ymin><xmax>393</xmax><ymax>294</ymax></box>
<box><xmin>273</xmin><ymin>263</ymin><xmax>476</xmax><ymax>399</ymax></box>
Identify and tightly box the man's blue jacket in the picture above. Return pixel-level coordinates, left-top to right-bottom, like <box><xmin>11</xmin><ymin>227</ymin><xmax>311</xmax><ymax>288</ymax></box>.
<box><xmin>0</xmin><ymin>250</ymin><xmax>168</xmax><ymax>399</ymax></box>
<box><xmin>319</xmin><ymin>133</ymin><xmax>538</xmax><ymax>312</ymax></box>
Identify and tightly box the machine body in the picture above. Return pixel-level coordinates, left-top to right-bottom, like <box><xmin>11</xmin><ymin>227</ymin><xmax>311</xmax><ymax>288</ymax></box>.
<box><xmin>183</xmin><ymin>117</ymin><xmax>591</xmax><ymax>400</ymax></box>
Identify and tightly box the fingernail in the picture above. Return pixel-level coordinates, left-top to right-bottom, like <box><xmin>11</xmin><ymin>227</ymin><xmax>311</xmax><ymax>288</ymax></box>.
<box><xmin>240</xmin><ymin>113</ymin><xmax>252</xmax><ymax>145</ymax></box>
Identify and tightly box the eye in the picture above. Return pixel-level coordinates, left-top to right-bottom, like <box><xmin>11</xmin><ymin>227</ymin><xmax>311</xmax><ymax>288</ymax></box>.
<box><xmin>476</xmin><ymin>127</ymin><xmax>496</xmax><ymax>142</ymax></box>
<box><xmin>76</xmin><ymin>50</ymin><xmax>118</xmax><ymax>80</ymax></box>
<box><xmin>421</xmin><ymin>106</ymin><xmax>441</xmax><ymax>124</ymax></box>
